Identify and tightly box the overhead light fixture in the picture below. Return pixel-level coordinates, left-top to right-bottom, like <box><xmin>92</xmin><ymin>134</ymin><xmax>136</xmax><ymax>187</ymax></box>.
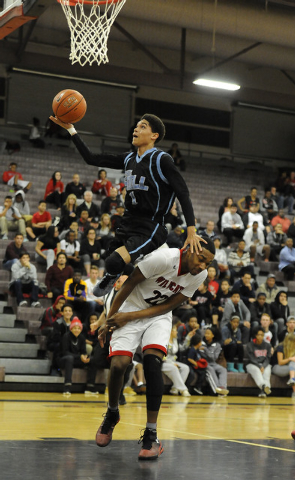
<box><xmin>193</xmin><ymin>78</ymin><xmax>240</xmax><ymax>91</ymax></box>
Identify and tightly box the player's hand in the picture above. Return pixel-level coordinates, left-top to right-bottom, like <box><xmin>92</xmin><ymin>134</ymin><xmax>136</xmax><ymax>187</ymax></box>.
<box><xmin>106</xmin><ymin>312</ymin><xmax>130</xmax><ymax>331</ymax></box>
<box><xmin>90</xmin><ymin>320</ymin><xmax>100</xmax><ymax>332</ymax></box>
<box><xmin>183</xmin><ymin>227</ymin><xmax>207</xmax><ymax>254</ymax></box>
<box><xmin>98</xmin><ymin>324</ymin><xmax>110</xmax><ymax>348</ymax></box>
<box><xmin>49</xmin><ymin>115</ymin><xmax>73</xmax><ymax>130</ymax></box>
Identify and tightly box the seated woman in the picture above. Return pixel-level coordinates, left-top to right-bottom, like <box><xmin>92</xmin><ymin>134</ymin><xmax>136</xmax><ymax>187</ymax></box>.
<box><xmin>59</xmin><ymin>194</ymin><xmax>78</xmax><ymax>232</ymax></box>
<box><xmin>44</xmin><ymin>171</ymin><xmax>64</xmax><ymax>210</ymax></box>
<box><xmin>202</xmin><ymin>327</ymin><xmax>229</xmax><ymax>396</ymax></box>
<box><xmin>80</xmin><ymin>227</ymin><xmax>105</xmax><ymax>277</ymax></box>
<box><xmin>246</xmin><ymin>326</ymin><xmax>272</xmax><ymax>398</ymax></box>
<box><xmin>272</xmin><ymin>333</ymin><xmax>295</xmax><ymax>398</ymax></box>
<box><xmin>40</xmin><ymin>295</ymin><xmax>66</xmax><ymax>337</ymax></box>
<box><xmin>35</xmin><ymin>225</ymin><xmax>60</xmax><ymax>270</ymax></box>
<box><xmin>96</xmin><ymin>213</ymin><xmax>114</xmax><ymax>251</ymax></box>
<box><xmin>92</xmin><ymin>169</ymin><xmax>113</xmax><ymax>197</ymax></box>
<box><xmin>162</xmin><ymin>323</ymin><xmax>190</xmax><ymax>397</ymax></box>
<box><xmin>217</xmin><ymin>196</ymin><xmax>234</xmax><ymax>232</ymax></box>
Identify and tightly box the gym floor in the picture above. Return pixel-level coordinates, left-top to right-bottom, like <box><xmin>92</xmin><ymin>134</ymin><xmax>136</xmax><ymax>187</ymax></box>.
<box><xmin>1</xmin><ymin>392</ymin><xmax>295</xmax><ymax>480</ymax></box>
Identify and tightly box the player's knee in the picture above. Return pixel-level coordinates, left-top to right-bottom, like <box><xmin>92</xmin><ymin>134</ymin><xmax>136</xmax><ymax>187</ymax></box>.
<box><xmin>144</xmin><ymin>354</ymin><xmax>164</xmax><ymax>410</ymax></box>
<box><xmin>105</xmin><ymin>251</ymin><xmax>126</xmax><ymax>275</ymax></box>
<box><xmin>111</xmin><ymin>356</ymin><xmax>131</xmax><ymax>377</ymax></box>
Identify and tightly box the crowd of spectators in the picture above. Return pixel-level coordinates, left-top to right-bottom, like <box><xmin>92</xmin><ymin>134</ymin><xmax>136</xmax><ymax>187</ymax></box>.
<box><xmin>2</xmin><ymin>156</ymin><xmax>295</xmax><ymax>398</ymax></box>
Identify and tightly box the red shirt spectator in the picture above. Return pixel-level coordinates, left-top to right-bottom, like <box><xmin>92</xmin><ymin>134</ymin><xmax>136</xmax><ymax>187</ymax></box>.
<box><xmin>271</xmin><ymin>210</ymin><xmax>291</xmax><ymax>234</ymax></box>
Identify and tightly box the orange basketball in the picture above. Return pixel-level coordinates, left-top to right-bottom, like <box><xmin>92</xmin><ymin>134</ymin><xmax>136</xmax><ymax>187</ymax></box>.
<box><xmin>52</xmin><ymin>89</ymin><xmax>87</xmax><ymax>124</ymax></box>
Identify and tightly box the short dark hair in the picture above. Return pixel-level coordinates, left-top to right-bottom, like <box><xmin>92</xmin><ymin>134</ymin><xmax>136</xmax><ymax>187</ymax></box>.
<box><xmin>141</xmin><ymin>114</ymin><xmax>165</xmax><ymax>143</ymax></box>
<box><xmin>20</xmin><ymin>252</ymin><xmax>30</xmax><ymax>259</ymax></box>
<box><xmin>61</xmin><ymin>303</ymin><xmax>73</xmax><ymax>312</ymax></box>
<box><xmin>5</xmin><ymin>195</ymin><xmax>12</xmax><ymax>200</ymax></box>
<box><xmin>190</xmin><ymin>333</ymin><xmax>202</xmax><ymax>346</ymax></box>
<box><xmin>38</xmin><ymin>200</ymin><xmax>46</xmax><ymax>205</ymax></box>
<box><xmin>15</xmin><ymin>233</ymin><xmax>23</xmax><ymax>238</ymax></box>
<box><xmin>253</xmin><ymin>326</ymin><xmax>265</xmax><ymax>337</ymax></box>
<box><xmin>202</xmin><ymin>237</ymin><xmax>216</xmax><ymax>256</ymax></box>
<box><xmin>57</xmin><ymin>252</ymin><xmax>67</xmax><ymax>261</ymax></box>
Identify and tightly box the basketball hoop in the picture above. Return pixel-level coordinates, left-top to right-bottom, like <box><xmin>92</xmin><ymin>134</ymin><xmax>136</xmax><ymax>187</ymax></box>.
<box><xmin>57</xmin><ymin>0</ymin><xmax>126</xmax><ymax>67</ymax></box>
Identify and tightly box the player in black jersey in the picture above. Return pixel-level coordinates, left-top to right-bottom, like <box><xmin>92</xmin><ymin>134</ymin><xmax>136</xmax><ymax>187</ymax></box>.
<box><xmin>50</xmin><ymin>113</ymin><xmax>204</xmax><ymax>295</ymax></box>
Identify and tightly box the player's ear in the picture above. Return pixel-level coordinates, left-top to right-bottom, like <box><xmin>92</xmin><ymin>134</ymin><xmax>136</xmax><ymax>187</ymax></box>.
<box><xmin>151</xmin><ymin>132</ymin><xmax>159</xmax><ymax>142</ymax></box>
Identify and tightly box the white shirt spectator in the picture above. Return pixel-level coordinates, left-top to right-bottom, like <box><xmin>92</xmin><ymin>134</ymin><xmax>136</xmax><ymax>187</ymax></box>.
<box><xmin>221</xmin><ymin>211</ymin><xmax>244</xmax><ymax>231</ymax></box>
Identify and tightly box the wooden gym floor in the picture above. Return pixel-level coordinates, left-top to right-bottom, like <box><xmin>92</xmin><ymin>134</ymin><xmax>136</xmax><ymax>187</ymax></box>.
<box><xmin>1</xmin><ymin>391</ymin><xmax>295</xmax><ymax>480</ymax></box>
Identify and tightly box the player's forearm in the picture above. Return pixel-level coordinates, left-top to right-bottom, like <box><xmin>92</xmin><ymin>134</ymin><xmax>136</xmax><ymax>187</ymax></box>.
<box><xmin>119</xmin><ymin>292</ymin><xmax>187</xmax><ymax>323</ymax></box>
<box><xmin>71</xmin><ymin>134</ymin><xmax>124</xmax><ymax>169</ymax></box>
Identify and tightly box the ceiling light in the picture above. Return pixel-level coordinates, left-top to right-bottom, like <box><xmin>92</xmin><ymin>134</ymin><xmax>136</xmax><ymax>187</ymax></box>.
<box><xmin>193</xmin><ymin>78</ymin><xmax>240</xmax><ymax>91</ymax></box>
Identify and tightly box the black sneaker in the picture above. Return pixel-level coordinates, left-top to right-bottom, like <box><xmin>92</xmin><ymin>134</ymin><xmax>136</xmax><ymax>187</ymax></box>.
<box><xmin>193</xmin><ymin>387</ymin><xmax>203</xmax><ymax>395</ymax></box>
<box><xmin>93</xmin><ymin>273</ymin><xmax>121</xmax><ymax>297</ymax></box>
<box><xmin>63</xmin><ymin>383</ymin><xmax>71</xmax><ymax>397</ymax></box>
<box><xmin>138</xmin><ymin>428</ymin><xmax>164</xmax><ymax>460</ymax></box>
<box><xmin>96</xmin><ymin>409</ymin><xmax>120</xmax><ymax>447</ymax></box>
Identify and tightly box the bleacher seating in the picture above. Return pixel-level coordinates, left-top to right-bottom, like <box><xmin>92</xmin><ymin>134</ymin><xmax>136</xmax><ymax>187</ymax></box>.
<box><xmin>0</xmin><ymin>135</ymin><xmax>292</xmax><ymax>394</ymax></box>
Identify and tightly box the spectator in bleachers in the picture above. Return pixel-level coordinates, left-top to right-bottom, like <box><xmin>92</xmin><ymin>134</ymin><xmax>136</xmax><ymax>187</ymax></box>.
<box><xmin>40</xmin><ymin>295</ymin><xmax>66</xmax><ymax>337</ymax></box>
<box><xmin>166</xmin><ymin>226</ymin><xmax>185</xmax><ymax>249</ymax></box>
<box><xmin>260</xmin><ymin>313</ymin><xmax>277</xmax><ymax>349</ymax></box>
<box><xmin>217</xmin><ymin>196</ymin><xmax>234</xmax><ymax>232</ymax></box>
<box><xmin>233</xmin><ymin>271</ymin><xmax>256</xmax><ymax>308</ymax></box>
<box><xmin>47</xmin><ymin>303</ymin><xmax>74</xmax><ymax>365</ymax></box>
<box><xmin>162</xmin><ymin>324</ymin><xmax>190</xmax><ymax>397</ymax></box>
<box><xmin>283</xmin><ymin>171</ymin><xmax>295</xmax><ymax>214</ymax></box>
<box><xmin>91</xmin><ymin>169</ymin><xmax>113</xmax><ymax>197</ymax></box>
<box><xmin>221</xmin><ymin>203</ymin><xmax>244</xmax><ymax>246</ymax></box>
<box><xmin>261</xmin><ymin>188</ymin><xmax>278</xmax><ymax>222</ymax></box>
<box><xmin>76</xmin><ymin>190</ymin><xmax>100</xmax><ymax>223</ymax></box>
<box><xmin>188</xmin><ymin>280</ymin><xmax>214</xmax><ymax>326</ymax></box>
<box><xmin>228</xmin><ymin>240</ymin><xmax>254</xmax><ymax>280</ymax></box>
<box><xmin>221</xmin><ymin>290</ymin><xmax>250</xmax><ymax>344</ymax></box>
<box><xmin>221</xmin><ymin>313</ymin><xmax>244</xmax><ymax>373</ymax></box>
<box><xmin>270</xmin><ymin>185</ymin><xmax>280</xmax><ymax>207</ymax></box>
<box><xmin>29</xmin><ymin>117</ymin><xmax>45</xmax><ymax>149</ymax></box>
<box><xmin>100</xmin><ymin>187</ymin><xmax>121</xmax><ymax>215</ymax></box>
<box><xmin>249</xmin><ymin>294</ymin><xmax>276</xmax><ymax>341</ymax></box>
<box><xmin>59</xmin><ymin>194</ymin><xmax>78</xmax><ymax>232</ymax></box>
<box><xmin>198</xmin><ymin>220</ymin><xmax>216</xmax><ymax>239</ymax></box>
<box><xmin>177</xmin><ymin>316</ymin><xmax>199</xmax><ymax>351</ymax></box>
<box><xmin>279</xmin><ymin>237</ymin><xmax>295</xmax><ymax>280</ymax></box>
<box><xmin>237</xmin><ymin>187</ymin><xmax>260</xmax><ymax>214</ymax></box>
<box><xmin>45</xmin><ymin>252</ymin><xmax>73</xmax><ymax>302</ymax></box>
<box><xmin>256</xmin><ymin>273</ymin><xmax>279</xmax><ymax>304</ymax></box>
<box><xmin>270</xmin><ymin>290</ymin><xmax>290</xmax><ymax>335</ymax></box>
<box><xmin>2</xmin><ymin>162</ymin><xmax>32</xmax><ymax>193</ymax></box>
<box><xmin>65</xmin><ymin>173</ymin><xmax>86</xmax><ymax>200</ymax></box>
<box><xmin>77</xmin><ymin>210</ymin><xmax>90</xmax><ymax>236</ymax></box>
<box><xmin>9</xmin><ymin>252</ymin><xmax>41</xmax><ymax>307</ymax></box>
<box><xmin>26</xmin><ymin>200</ymin><xmax>52</xmax><ymax>241</ymax></box>
<box><xmin>207</xmin><ymin>266</ymin><xmax>219</xmax><ymax>297</ymax></box>
<box><xmin>167</xmin><ymin>143</ymin><xmax>186</xmax><ymax>171</ymax></box>
<box><xmin>212</xmin><ymin>279</ymin><xmax>231</xmax><ymax>326</ymax></box>
<box><xmin>82</xmin><ymin>312</ymin><xmax>100</xmax><ymax>357</ymax></box>
<box><xmin>287</xmin><ymin>216</ymin><xmax>295</xmax><ymax>242</ymax></box>
<box><xmin>13</xmin><ymin>191</ymin><xmax>32</xmax><ymax>227</ymax></box>
<box><xmin>187</xmin><ymin>333</ymin><xmax>208</xmax><ymax>395</ymax></box>
<box><xmin>85</xmin><ymin>265</ymin><xmax>104</xmax><ymax>313</ymax></box>
<box><xmin>35</xmin><ymin>225</ymin><xmax>60</xmax><ymax>270</ymax></box>
<box><xmin>60</xmin><ymin>230</ymin><xmax>82</xmax><ymax>270</ymax></box>
<box><xmin>96</xmin><ymin>213</ymin><xmax>114</xmax><ymax>251</ymax></box>
<box><xmin>266</xmin><ymin>223</ymin><xmax>287</xmax><ymax>261</ymax></box>
<box><xmin>243</xmin><ymin>221</ymin><xmax>270</xmax><ymax>262</ymax></box>
<box><xmin>165</xmin><ymin>201</ymin><xmax>183</xmax><ymax>234</ymax></box>
<box><xmin>0</xmin><ymin>195</ymin><xmax>28</xmax><ymax>241</ymax></box>
<box><xmin>243</xmin><ymin>203</ymin><xmax>268</xmax><ymax>232</ymax></box>
<box><xmin>272</xmin><ymin>333</ymin><xmax>295</xmax><ymax>398</ymax></box>
<box><xmin>271</xmin><ymin>209</ymin><xmax>291</xmax><ymax>234</ymax></box>
<box><xmin>245</xmin><ymin>326</ymin><xmax>272</xmax><ymax>398</ymax></box>
<box><xmin>64</xmin><ymin>270</ymin><xmax>91</xmax><ymax>322</ymax></box>
<box><xmin>110</xmin><ymin>203</ymin><xmax>125</xmax><ymax>233</ymax></box>
<box><xmin>278</xmin><ymin>315</ymin><xmax>295</xmax><ymax>342</ymax></box>
<box><xmin>3</xmin><ymin>233</ymin><xmax>28</xmax><ymax>271</ymax></box>
<box><xmin>44</xmin><ymin>171</ymin><xmax>64</xmax><ymax>210</ymax></box>
<box><xmin>202</xmin><ymin>327</ymin><xmax>229</xmax><ymax>396</ymax></box>
<box><xmin>59</xmin><ymin>220</ymin><xmax>82</xmax><ymax>242</ymax></box>
<box><xmin>80</xmin><ymin>228</ymin><xmax>104</xmax><ymax>277</ymax></box>
<box><xmin>213</xmin><ymin>236</ymin><xmax>230</xmax><ymax>279</ymax></box>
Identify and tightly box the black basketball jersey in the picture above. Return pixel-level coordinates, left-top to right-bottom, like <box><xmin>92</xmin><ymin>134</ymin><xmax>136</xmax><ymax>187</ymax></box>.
<box><xmin>72</xmin><ymin>136</ymin><xmax>195</xmax><ymax>227</ymax></box>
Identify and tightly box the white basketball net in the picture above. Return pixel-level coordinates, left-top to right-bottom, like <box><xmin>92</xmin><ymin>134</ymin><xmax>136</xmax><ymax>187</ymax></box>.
<box><xmin>59</xmin><ymin>0</ymin><xmax>126</xmax><ymax>67</ymax></box>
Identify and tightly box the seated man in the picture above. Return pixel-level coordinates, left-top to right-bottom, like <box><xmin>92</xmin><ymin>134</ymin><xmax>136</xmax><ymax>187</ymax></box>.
<box><xmin>250</xmin><ymin>295</ymin><xmax>277</xmax><ymax>345</ymax></box>
<box><xmin>243</xmin><ymin>221</ymin><xmax>270</xmax><ymax>262</ymax></box>
<box><xmin>0</xmin><ymin>195</ymin><xmax>28</xmax><ymax>241</ymax></box>
<box><xmin>2</xmin><ymin>162</ymin><xmax>32</xmax><ymax>192</ymax></box>
<box><xmin>9</xmin><ymin>252</ymin><xmax>40</xmax><ymax>307</ymax></box>
<box><xmin>166</xmin><ymin>226</ymin><xmax>185</xmax><ymax>249</ymax></box>
<box><xmin>100</xmin><ymin>187</ymin><xmax>121</xmax><ymax>216</ymax></box>
<box><xmin>198</xmin><ymin>220</ymin><xmax>216</xmax><ymax>239</ymax></box>
<box><xmin>266</xmin><ymin>223</ymin><xmax>287</xmax><ymax>261</ymax></box>
<box><xmin>76</xmin><ymin>190</ymin><xmax>100</xmax><ymax>222</ymax></box>
<box><xmin>271</xmin><ymin>209</ymin><xmax>291</xmax><ymax>234</ymax></box>
<box><xmin>65</xmin><ymin>173</ymin><xmax>86</xmax><ymax>201</ymax></box>
<box><xmin>221</xmin><ymin>289</ymin><xmax>251</xmax><ymax>344</ymax></box>
<box><xmin>26</xmin><ymin>200</ymin><xmax>52</xmax><ymax>241</ymax></box>
<box><xmin>212</xmin><ymin>235</ymin><xmax>230</xmax><ymax>279</ymax></box>
<box><xmin>85</xmin><ymin>265</ymin><xmax>104</xmax><ymax>313</ymax></box>
<box><xmin>221</xmin><ymin>203</ymin><xmax>244</xmax><ymax>246</ymax></box>
<box><xmin>243</xmin><ymin>202</ymin><xmax>268</xmax><ymax>231</ymax></box>
<box><xmin>228</xmin><ymin>239</ymin><xmax>254</xmax><ymax>280</ymax></box>
<box><xmin>45</xmin><ymin>252</ymin><xmax>74</xmax><ymax>302</ymax></box>
<box><xmin>256</xmin><ymin>273</ymin><xmax>280</xmax><ymax>304</ymax></box>
<box><xmin>279</xmin><ymin>237</ymin><xmax>295</xmax><ymax>280</ymax></box>
<box><xmin>233</xmin><ymin>271</ymin><xmax>256</xmax><ymax>308</ymax></box>
<box><xmin>64</xmin><ymin>270</ymin><xmax>91</xmax><ymax>321</ymax></box>
<box><xmin>3</xmin><ymin>233</ymin><xmax>28</xmax><ymax>271</ymax></box>
<box><xmin>261</xmin><ymin>188</ymin><xmax>278</xmax><ymax>222</ymax></box>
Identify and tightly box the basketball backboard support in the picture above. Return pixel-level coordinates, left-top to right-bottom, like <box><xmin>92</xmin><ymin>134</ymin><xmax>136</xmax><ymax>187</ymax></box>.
<box><xmin>0</xmin><ymin>0</ymin><xmax>36</xmax><ymax>40</ymax></box>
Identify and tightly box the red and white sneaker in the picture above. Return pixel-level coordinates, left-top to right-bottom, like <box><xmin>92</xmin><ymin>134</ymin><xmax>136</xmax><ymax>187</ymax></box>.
<box><xmin>96</xmin><ymin>409</ymin><xmax>120</xmax><ymax>447</ymax></box>
<box><xmin>138</xmin><ymin>428</ymin><xmax>164</xmax><ymax>460</ymax></box>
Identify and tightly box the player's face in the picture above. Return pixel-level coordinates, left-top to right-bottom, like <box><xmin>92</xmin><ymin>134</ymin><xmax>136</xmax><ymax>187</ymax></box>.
<box><xmin>186</xmin><ymin>249</ymin><xmax>214</xmax><ymax>276</ymax></box>
<box><xmin>132</xmin><ymin>120</ymin><xmax>159</xmax><ymax>148</ymax></box>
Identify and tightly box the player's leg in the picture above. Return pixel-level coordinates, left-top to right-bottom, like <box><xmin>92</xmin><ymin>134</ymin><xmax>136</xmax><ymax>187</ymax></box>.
<box><xmin>96</xmin><ymin>354</ymin><xmax>131</xmax><ymax>447</ymax></box>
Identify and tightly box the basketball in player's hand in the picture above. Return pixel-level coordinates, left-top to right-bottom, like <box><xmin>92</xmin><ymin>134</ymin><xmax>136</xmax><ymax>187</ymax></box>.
<box><xmin>291</xmin><ymin>430</ymin><xmax>295</xmax><ymax>440</ymax></box>
<box><xmin>52</xmin><ymin>89</ymin><xmax>87</xmax><ymax>124</ymax></box>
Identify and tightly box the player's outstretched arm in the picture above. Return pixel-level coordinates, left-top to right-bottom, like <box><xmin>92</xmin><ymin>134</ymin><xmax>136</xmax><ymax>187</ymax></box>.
<box><xmin>107</xmin><ymin>291</ymin><xmax>188</xmax><ymax>331</ymax></box>
<box><xmin>183</xmin><ymin>226</ymin><xmax>207</xmax><ymax>254</ymax></box>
